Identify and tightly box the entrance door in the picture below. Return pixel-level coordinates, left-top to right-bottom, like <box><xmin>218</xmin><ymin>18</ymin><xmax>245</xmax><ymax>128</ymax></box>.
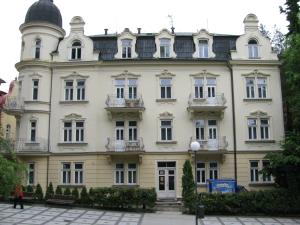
<box><xmin>157</xmin><ymin>162</ymin><xmax>176</xmax><ymax>199</ymax></box>
<box><xmin>208</xmin><ymin>120</ymin><xmax>218</xmax><ymax>150</ymax></box>
<box><xmin>115</xmin><ymin>121</ymin><xmax>124</xmax><ymax>151</ymax></box>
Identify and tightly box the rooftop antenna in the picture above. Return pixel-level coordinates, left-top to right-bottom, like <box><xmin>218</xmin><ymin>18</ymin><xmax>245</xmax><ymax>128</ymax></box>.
<box><xmin>206</xmin><ymin>18</ymin><xmax>209</xmax><ymax>31</ymax></box>
<box><xmin>168</xmin><ymin>15</ymin><xmax>174</xmax><ymax>28</ymax></box>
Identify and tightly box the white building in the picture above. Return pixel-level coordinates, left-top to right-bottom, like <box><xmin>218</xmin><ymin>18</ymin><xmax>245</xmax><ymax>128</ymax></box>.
<box><xmin>4</xmin><ymin>0</ymin><xmax>284</xmax><ymax>199</ymax></box>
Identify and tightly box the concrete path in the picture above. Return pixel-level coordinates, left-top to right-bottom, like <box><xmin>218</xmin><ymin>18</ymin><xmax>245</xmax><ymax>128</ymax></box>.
<box><xmin>0</xmin><ymin>203</ymin><xmax>299</xmax><ymax>225</ymax></box>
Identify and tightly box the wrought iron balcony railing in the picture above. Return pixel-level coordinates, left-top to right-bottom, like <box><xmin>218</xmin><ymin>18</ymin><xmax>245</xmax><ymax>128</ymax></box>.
<box><xmin>105</xmin><ymin>137</ymin><xmax>145</xmax><ymax>152</ymax></box>
<box><xmin>189</xmin><ymin>136</ymin><xmax>228</xmax><ymax>151</ymax></box>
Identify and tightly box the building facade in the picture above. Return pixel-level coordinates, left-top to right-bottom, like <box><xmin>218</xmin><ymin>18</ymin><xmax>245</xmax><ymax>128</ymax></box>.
<box><xmin>4</xmin><ymin>0</ymin><xmax>284</xmax><ymax>199</ymax></box>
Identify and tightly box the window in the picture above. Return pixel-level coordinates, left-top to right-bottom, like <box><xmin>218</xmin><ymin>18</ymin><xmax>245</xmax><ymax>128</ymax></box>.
<box><xmin>76</xmin><ymin>80</ymin><xmax>85</xmax><ymax>100</ymax></box>
<box><xmin>207</xmin><ymin>78</ymin><xmax>216</xmax><ymax>98</ymax></box>
<box><xmin>35</xmin><ymin>39</ymin><xmax>41</xmax><ymax>59</ymax></box>
<box><xmin>128</xmin><ymin>79</ymin><xmax>137</xmax><ymax>99</ymax></box>
<box><xmin>248</xmin><ymin>118</ymin><xmax>257</xmax><ymax>140</ymax></box>
<box><xmin>65</xmin><ymin>81</ymin><xmax>74</xmax><ymax>101</ymax></box>
<box><xmin>209</xmin><ymin>162</ymin><xmax>218</xmax><ymax>179</ymax></box>
<box><xmin>196</xmin><ymin>162</ymin><xmax>206</xmax><ymax>184</ymax></box>
<box><xmin>28</xmin><ymin>163</ymin><xmax>35</xmax><ymax>185</ymax></box>
<box><xmin>128</xmin><ymin>163</ymin><xmax>137</xmax><ymax>184</ymax></box>
<box><xmin>257</xmin><ymin>78</ymin><xmax>267</xmax><ymax>98</ymax></box>
<box><xmin>115</xmin><ymin>163</ymin><xmax>125</xmax><ymax>184</ymax></box>
<box><xmin>199</xmin><ymin>40</ymin><xmax>208</xmax><ymax>58</ymax></box>
<box><xmin>250</xmin><ymin>161</ymin><xmax>259</xmax><ymax>182</ymax></box>
<box><xmin>160</xmin><ymin>38</ymin><xmax>170</xmax><ymax>58</ymax></box>
<box><xmin>248</xmin><ymin>39</ymin><xmax>258</xmax><ymax>59</ymax></box>
<box><xmin>74</xmin><ymin>163</ymin><xmax>83</xmax><ymax>184</ymax></box>
<box><xmin>160</xmin><ymin>78</ymin><xmax>172</xmax><ymax>99</ymax></box>
<box><xmin>122</xmin><ymin>39</ymin><xmax>132</xmax><ymax>58</ymax></box>
<box><xmin>71</xmin><ymin>41</ymin><xmax>82</xmax><ymax>60</ymax></box>
<box><xmin>194</xmin><ymin>78</ymin><xmax>204</xmax><ymax>99</ymax></box>
<box><xmin>260</xmin><ymin>118</ymin><xmax>269</xmax><ymax>140</ymax></box>
<box><xmin>161</xmin><ymin>120</ymin><xmax>172</xmax><ymax>141</ymax></box>
<box><xmin>32</xmin><ymin>79</ymin><xmax>39</xmax><ymax>100</ymax></box>
<box><xmin>262</xmin><ymin>161</ymin><xmax>272</xmax><ymax>182</ymax></box>
<box><xmin>195</xmin><ymin>120</ymin><xmax>205</xmax><ymax>141</ymax></box>
<box><xmin>128</xmin><ymin>121</ymin><xmax>137</xmax><ymax>141</ymax></box>
<box><xmin>62</xmin><ymin>163</ymin><xmax>71</xmax><ymax>184</ymax></box>
<box><xmin>30</xmin><ymin>120</ymin><xmax>37</xmax><ymax>142</ymax></box>
<box><xmin>115</xmin><ymin>79</ymin><xmax>125</xmax><ymax>99</ymax></box>
<box><xmin>5</xmin><ymin>124</ymin><xmax>11</xmax><ymax>139</ymax></box>
<box><xmin>75</xmin><ymin>121</ymin><xmax>84</xmax><ymax>142</ymax></box>
<box><xmin>63</xmin><ymin>121</ymin><xmax>72</xmax><ymax>142</ymax></box>
<box><xmin>246</xmin><ymin>78</ymin><xmax>255</xmax><ymax>98</ymax></box>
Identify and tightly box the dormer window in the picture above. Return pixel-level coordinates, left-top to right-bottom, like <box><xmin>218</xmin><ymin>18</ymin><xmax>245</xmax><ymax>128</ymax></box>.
<box><xmin>160</xmin><ymin>38</ymin><xmax>170</xmax><ymax>58</ymax></box>
<box><xmin>35</xmin><ymin>39</ymin><xmax>41</xmax><ymax>59</ymax></box>
<box><xmin>199</xmin><ymin>40</ymin><xmax>208</xmax><ymax>58</ymax></box>
<box><xmin>248</xmin><ymin>39</ymin><xmax>258</xmax><ymax>59</ymax></box>
<box><xmin>122</xmin><ymin>39</ymin><xmax>132</xmax><ymax>58</ymax></box>
<box><xmin>71</xmin><ymin>41</ymin><xmax>82</xmax><ymax>60</ymax></box>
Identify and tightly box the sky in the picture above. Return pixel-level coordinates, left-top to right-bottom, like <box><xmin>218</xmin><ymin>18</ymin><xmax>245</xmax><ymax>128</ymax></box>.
<box><xmin>0</xmin><ymin>0</ymin><xmax>288</xmax><ymax>92</ymax></box>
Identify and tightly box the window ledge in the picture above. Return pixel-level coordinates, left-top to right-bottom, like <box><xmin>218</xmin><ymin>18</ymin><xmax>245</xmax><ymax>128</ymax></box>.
<box><xmin>156</xmin><ymin>98</ymin><xmax>177</xmax><ymax>103</ymax></box>
<box><xmin>24</xmin><ymin>100</ymin><xmax>50</xmax><ymax>105</ymax></box>
<box><xmin>59</xmin><ymin>100</ymin><xmax>89</xmax><ymax>104</ymax></box>
<box><xmin>243</xmin><ymin>98</ymin><xmax>272</xmax><ymax>102</ymax></box>
<box><xmin>245</xmin><ymin>140</ymin><xmax>276</xmax><ymax>144</ymax></box>
<box><xmin>156</xmin><ymin>141</ymin><xmax>178</xmax><ymax>145</ymax></box>
<box><xmin>197</xmin><ymin>184</ymin><xmax>207</xmax><ymax>187</ymax></box>
<box><xmin>25</xmin><ymin>142</ymin><xmax>40</xmax><ymax>146</ymax></box>
<box><xmin>58</xmin><ymin>184</ymin><xmax>85</xmax><ymax>188</ymax></box>
<box><xmin>112</xmin><ymin>184</ymin><xmax>139</xmax><ymax>188</ymax></box>
<box><xmin>249</xmin><ymin>182</ymin><xmax>275</xmax><ymax>187</ymax></box>
<box><xmin>57</xmin><ymin>142</ymin><xmax>88</xmax><ymax>146</ymax></box>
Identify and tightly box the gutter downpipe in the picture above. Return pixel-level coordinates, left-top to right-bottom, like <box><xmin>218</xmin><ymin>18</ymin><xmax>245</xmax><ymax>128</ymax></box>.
<box><xmin>46</xmin><ymin>53</ymin><xmax>54</xmax><ymax>188</ymax></box>
<box><xmin>227</xmin><ymin>60</ymin><xmax>237</xmax><ymax>182</ymax></box>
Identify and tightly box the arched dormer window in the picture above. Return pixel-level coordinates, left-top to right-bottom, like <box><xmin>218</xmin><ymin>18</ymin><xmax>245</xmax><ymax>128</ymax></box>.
<box><xmin>248</xmin><ymin>39</ymin><xmax>258</xmax><ymax>59</ymax></box>
<box><xmin>160</xmin><ymin>38</ymin><xmax>171</xmax><ymax>58</ymax></box>
<box><xmin>71</xmin><ymin>41</ymin><xmax>82</xmax><ymax>60</ymax></box>
<box><xmin>122</xmin><ymin>39</ymin><xmax>132</xmax><ymax>59</ymax></box>
<box><xmin>35</xmin><ymin>39</ymin><xmax>41</xmax><ymax>59</ymax></box>
<box><xmin>199</xmin><ymin>39</ymin><xmax>208</xmax><ymax>58</ymax></box>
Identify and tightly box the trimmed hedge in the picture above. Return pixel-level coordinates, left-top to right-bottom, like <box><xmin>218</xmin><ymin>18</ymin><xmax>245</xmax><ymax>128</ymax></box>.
<box><xmin>189</xmin><ymin>189</ymin><xmax>300</xmax><ymax>215</ymax></box>
<box><xmin>91</xmin><ymin>187</ymin><xmax>156</xmax><ymax>210</ymax></box>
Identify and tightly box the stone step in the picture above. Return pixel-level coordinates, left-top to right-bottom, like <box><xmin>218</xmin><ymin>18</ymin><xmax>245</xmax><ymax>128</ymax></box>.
<box><xmin>155</xmin><ymin>200</ymin><xmax>182</xmax><ymax>212</ymax></box>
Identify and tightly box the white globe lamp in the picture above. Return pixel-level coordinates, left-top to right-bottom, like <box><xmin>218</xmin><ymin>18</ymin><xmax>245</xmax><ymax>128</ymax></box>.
<box><xmin>190</xmin><ymin>141</ymin><xmax>200</xmax><ymax>151</ymax></box>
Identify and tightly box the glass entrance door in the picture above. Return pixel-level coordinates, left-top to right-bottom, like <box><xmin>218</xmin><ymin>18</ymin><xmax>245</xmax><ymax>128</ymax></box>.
<box><xmin>157</xmin><ymin>162</ymin><xmax>176</xmax><ymax>199</ymax></box>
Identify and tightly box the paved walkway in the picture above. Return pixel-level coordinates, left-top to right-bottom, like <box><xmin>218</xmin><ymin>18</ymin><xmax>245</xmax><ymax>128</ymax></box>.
<box><xmin>0</xmin><ymin>203</ymin><xmax>299</xmax><ymax>225</ymax></box>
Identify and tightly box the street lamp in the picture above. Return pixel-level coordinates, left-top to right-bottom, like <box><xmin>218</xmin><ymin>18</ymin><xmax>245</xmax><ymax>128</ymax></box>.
<box><xmin>190</xmin><ymin>141</ymin><xmax>200</xmax><ymax>225</ymax></box>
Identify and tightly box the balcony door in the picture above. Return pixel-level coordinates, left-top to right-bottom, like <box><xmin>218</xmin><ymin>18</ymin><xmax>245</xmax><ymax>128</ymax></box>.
<box><xmin>208</xmin><ymin>120</ymin><xmax>218</xmax><ymax>150</ymax></box>
<box><xmin>115</xmin><ymin>121</ymin><xmax>124</xmax><ymax>151</ymax></box>
<box><xmin>157</xmin><ymin>161</ymin><xmax>176</xmax><ymax>199</ymax></box>
<box><xmin>115</xmin><ymin>79</ymin><xmax>125</xmax><ymax>106</ymax></box>
<box><xmin>207</xmin><ymin>78</ymin><xmax>216</xmax><ymax>104</ymax></box>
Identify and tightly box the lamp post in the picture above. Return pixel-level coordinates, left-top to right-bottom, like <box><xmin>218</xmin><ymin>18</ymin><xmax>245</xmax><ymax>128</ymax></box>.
<box><xmin>190</xmin><ymin>141</ymin><xmax>200</xmax><ymax>225</ymax></box>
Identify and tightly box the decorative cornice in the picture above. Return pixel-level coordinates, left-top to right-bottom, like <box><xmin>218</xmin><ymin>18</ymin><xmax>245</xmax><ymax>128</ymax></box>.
<box><xmin>64</xmin><ymin>113</ymin><xmax>82</xmax><ymax>120</ymax></box>
<box><xmin>229</xmin><ymin>60</ymin><xmax>281</xmax><ymax>66</ymax></box>
<box><xmin>29</xmin><ymin>72</ymin><xmax>43</xmax><ymax>78</ymax></box>
<box><xmin>190</xmin><ymin>70</ymin><xmax>219</xmax><ymax>77</ymax></box>
<box><xmin>111</xmin><ymin>70</ymin><xmax>140</xmax><ymax>78</ymax></box>
<box><xmin>156</xmin><ymin>69</ymin><xmax>176</xmax><ymax>77</ymax></box>
<box><xmin>61</xmin><ymin>71</ymin><xmax>89</xmax><ymax>79</ymax></box>
<box><xmin>249</xmin><ymin>109</ymin><xmax>268</xmax><ymax>117</ymax></box>
<box><xmin>241</xmin><ymin>69</ymin><xmax>270</xmax><ymax>77</ymax></box>
<box><xmin>159</xmin><ymin>111</ymin><xmax>173</xmax><ymax>118</ymax></box>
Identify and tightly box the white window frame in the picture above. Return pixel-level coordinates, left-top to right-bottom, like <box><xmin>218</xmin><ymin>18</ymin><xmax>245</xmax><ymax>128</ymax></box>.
<box><xmin>128</xmin><ymin>121</ymin><xmax>138</xmax><ymax>141</ymax></box>
<box><xmin>75</xmin><ymin>121</ymin><xmax>85</xmax><ymax>142</ymax></box>
<box><xmin>257</xmin><ymin>77</ymin><xmax>267</xmax><ymax>99</ymax></box>
<box><xmin>160</xmin><ymin>78</ymin><xmax>172</xmax><ymax>99</ymax></box>
<box><xmin>250</xmin><ymin>161</ymin><xmax>259</xmax><ymax>183</ymax></box>
<box><xmin>122</xmin><ymin>39</ymin><xmax>132</xmax><ymax>59</ymax></box>
<box><xmin>76</xmin><ymin>80</ymin><xmax>85</xmax><ymax>101</ymax></box>
<box><xmin>262</xmin><ymin>160</ymin><xmax>272</xmax><ymax>182</ymax></box>
<box><xmin>61</xmin><ymin>162</ymin><xmax>71</xmax><ymax>184</ymax></box>
<box><xmin>159</xmin><ymin>38</ymin><xmax>171</xmax><ymax>58</ymax></box>
<box><xmin>248</xmin><ymin>39</ymin><xmax>259</xmax><ymax>59</ymax></box>
<box><xmin>247</xmin><ymin>118</ymin><xmax>257</xmax><ymax>140</ymax></box>
<box><xmin>32</xmin><ymin>79</ymin><xmax>39</xmax><ymax>101</ymax></box>
<box><xmin>128</xmin><ymin>79</ymin><xmax>137</xmax><ymax>99</ymax></box>
<box><xmin>65</xmin><ymin>80</ymin><xmax>74</xmax><ymax>101</ymax></box>
<box><xmin>199</xmin><ymin>39</ymin><xmax>208</xmax><ymax>58</ymax></box>
<box><xmin>74</xmin><ymin>162</ymin><xmax>84</xmax><ymax>184</ymax></box>
<box><xmin>63</xmin><ymin>121</ymin><xmax>72</xmax><ymax>142</ymax></box>
<box><xmin>209</xmin><ymin>162</ymin><xmax>218</xmax><ymax>180</ymax></box>
<box><xmin>196</xmin><ymin>162</ymin><xmax>206</xmax><ymax>184</ymax></box>
<box><xmin>246</xmin><ymin>77</ymin><xmax>255</xmax><ymax>98</ymax></box>
<box><xmin>260</xmin><ymin>118</ymin><xmax>270</xmax><ymax>140</ymax></box>
<box><xmin>5</xmin><ymin>124</ymin><xmax>11</xmax><ymax>139</ymax></box>
<box><xmin>27</xmin><ymin>163</ymin><xmax>35</xmax><ymax>185</ymax></box>
<box><xmin>160</xmin><ymin>120</ymin><xmax>172</xmax><ymax>141</ymax></box>
<box><xmin>71</xmin><ymin>41</ymin><xmax>82</xmax><ymax>60</ymax></box>
<box><xmin>194</xmin><ymin>78</ymin><xmax>204</xmax><ymax>99</ymax></box>
<box><xmin>115</xmin><ymin>163</ymin><xmax>125</xmax><ymax>184</ymax></box>
<box><xmin>128</xmin><ymin>163</ymin><xmax>137</xmax><ymax>184</ymax></box>
<box><xmin>195</xmin><ymin>120</ymin><xmax>205</xmax><ymax>141</ymax></box>
<box><xmin>30</xmin><ymin>120</ymin><xmax>37</xmax><ymax>142</ymax></box>
<box><xmin>35</xmin><ymin>39</ymin><xmax>41</xmax><ymax>59</ymax></box>
<box><xmin>247</xmin><ymin>117</ymin><xmax>270</xmax><ymax>141</ymax></box>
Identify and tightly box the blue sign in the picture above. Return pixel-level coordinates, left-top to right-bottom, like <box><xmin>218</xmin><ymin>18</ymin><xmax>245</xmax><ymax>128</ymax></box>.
<box><xmin>207</xmin><ymin>179</ymin><xmax>237</xmax><ymax>193</ymax></box>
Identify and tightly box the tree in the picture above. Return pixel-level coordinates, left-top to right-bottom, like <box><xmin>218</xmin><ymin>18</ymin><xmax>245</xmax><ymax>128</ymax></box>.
<box><xmin>64</xmin><ymin>187</ymin><xmax>71</xmax><ymax>196</ymax></box>
<box><xmin>280</xmin><ymin>0</ymin><xmax>300</xmax><ymax>35</ymax></box>
<box><xmin>72</xmin><ymin>187</ymin><xmax>79</xmax><ymax>200</ymax></box>
<box><xmin>80</xmin><ymin>186</ymin><xmax>89</xmax><ymax>205</ymax></box>
<box><xmin>181</xmin><ymin>160</ymin><xmax>195</xmax><ymax>213</ymax></box>
<box><xmin>45</xmin><ymin>182</ymin><xmax>54</xmax><ymax>199</ymax></box>
<box><xmin>34</xmin><ymin>183</ymin><xmax>44</xmax><ymax>201</ymax></box>
<box><xmin>55</xmin><ymin>185</ymin><xmax>62</xmax><ymax>195</ymax></box>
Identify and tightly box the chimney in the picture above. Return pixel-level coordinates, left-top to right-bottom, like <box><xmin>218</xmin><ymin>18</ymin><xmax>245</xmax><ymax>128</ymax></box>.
<box><xmin>137</xmin><ymin>28</ymin><xmax>141</xmax><ymax>34</ymax></box>
<box><xmin>104</xmin><ymin>28</ymin><xmax>108</xmax><ymax>35</ymax></box>
<box><xmin>171</xmin><ymin>27</ymin><xmax>175</xmax><ymax>34</ymax></box>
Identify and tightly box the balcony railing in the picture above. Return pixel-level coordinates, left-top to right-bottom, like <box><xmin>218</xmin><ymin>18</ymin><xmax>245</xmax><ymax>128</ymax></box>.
<box><xmin>189</xmin><ymin>136</ymin><xmax>228</xmax><ymax>151</ymax></box>
<box><xmin>4</xmin><ymin>96</ymin><xmax>24</xmax><ymax>115</ymax></box>
<box><xmin>13</xmin><ymin>138</ymin><xmax>48</xmax><ymax>153</ymax></box>
<box><xmin>187</xmin><ymin>92</ymin><xmax>226</xmax><ymax>112</ymax></box>
<box><xmin>105</xmin><ymin>137</ymin><xmax>145</xmax><ymax>153</ymax></box>
<box><xmin>105</xmin><ymin>94</ymin><xmax>144</xmax><ymax>108</ymax></box>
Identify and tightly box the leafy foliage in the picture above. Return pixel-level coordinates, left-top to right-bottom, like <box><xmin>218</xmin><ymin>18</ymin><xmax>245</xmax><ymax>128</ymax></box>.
<box><xmin>280</xmin><ymin>0</ymin><xmax>300</xmax><ymax>35</ymax></box>
<box><xmin>26</xmin><ymin>185</ymin><xmax>34</xmax><ymax>193</ymax></box>
<box><xmin>63</xmin><ymin>187</ymin><xmax>71</xmax><ymax>196</ymax></box>
<box><xmin>34</xmin><ymin>183</ymin><xmax>44</xmax><ymax>201</ymax></box>
<box><xmin>55</xmin><ymin>186</ymin><xmax>62</xmax><ymax>195</ymax></box>
<box><xmin>71</xmin><ymin>187</ymin><xmax>79</xmax><ymax>200</ymax></box>
<box><xmin>80</xmin><ymin>186</ymin><xmax>90</xmax><ymax>205</ymax></box>
<box><xmin>181</xmin><ymin>160</ymin><xmax>196</xmax><ymax>213</ymax></box>
<box><xmin>45</xmin><ymin>182</ymin><xmax>54</xmax><ymax>199</ymax></box>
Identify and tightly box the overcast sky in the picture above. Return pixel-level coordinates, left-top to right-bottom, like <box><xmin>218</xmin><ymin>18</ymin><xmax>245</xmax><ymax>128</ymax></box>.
<box><xmin>0</xmin><ymin>0</ymin><xmax>288</xmax><ymax>92</ymax></box>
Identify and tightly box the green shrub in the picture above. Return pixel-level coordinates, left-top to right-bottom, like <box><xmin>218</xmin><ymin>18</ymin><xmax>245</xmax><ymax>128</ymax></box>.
<box><xmin>45</xmin><ymin>182</ymin><xmax>54</xmax><ymax>199</ymax></box>
<box><xmin>26</xmin><ymin>185</ymin><xmax>34</xmax><ymax>193</ymax></box>
<box><xmin>55</xmin><ymin>186</ymin><xmax>62</xmax><ymax>195</ymax></box>
<box><xmin>34</xmin><ymin>184</ymin><xmax>43</xmax><ymax>201</ymax></box>
<box><xmin>80</xmin><ymin>186</ymin><xmax>89</xmax><ymax>205</ymax></box>
<box><xmin>192</xmin><ymin>189</ymin><xmax>300</xmax><ymax>215</ymax></box>
<box><xmin>64</xmin><ymin>187</ymin><xmax>71</xmax><ymax>196</ymax></box>
<box><xmin>182</xmin><ymin>160</ymin><xmax>195</xmax><ymax>213</ymax></box>
<box><xmin>72</xmin><ymin>188</ymin><xmax>79</xmax><ymax>200</ymax></box>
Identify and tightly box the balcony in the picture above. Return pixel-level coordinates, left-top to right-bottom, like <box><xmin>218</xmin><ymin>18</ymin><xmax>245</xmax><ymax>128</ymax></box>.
<box><xmin>13</xmin><ymin>138</ymin><xmax>48</xmax><ymax>154</ymax></box>
<box><xmin>105</xmin><ymin>94</ymin><xmax>145</xmax><ymax>119</ymax></box>
<box><xmin>189</xmin><ymin>136</ymin><xmax>228</xmax><ymax>155</ymax></box>
<box><xmin>105</xmin><ymin>138</ymin><xmax>145</xmax><ymax>154</ymax></box>
<box><xmin>3</xmin><ymin>96</ymin><xmax>24</xmax><ymax>116</ymax></box>
<box><xmin>187</xmin><ymin>93</ymin><xmax>226</xmax><ymax>118</ymax></box>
